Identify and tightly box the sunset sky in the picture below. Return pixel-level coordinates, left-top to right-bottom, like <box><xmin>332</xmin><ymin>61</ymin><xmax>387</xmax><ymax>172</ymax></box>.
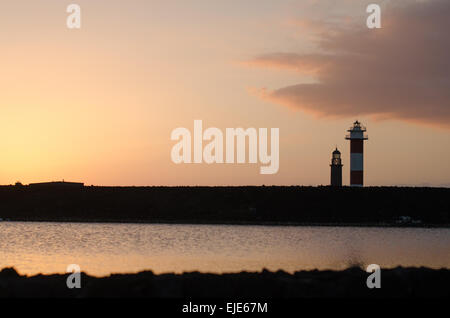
<box><xmin>1</xmin><ymin>0</ymin><xmax>450</xmax><ymax>186</ymax></box>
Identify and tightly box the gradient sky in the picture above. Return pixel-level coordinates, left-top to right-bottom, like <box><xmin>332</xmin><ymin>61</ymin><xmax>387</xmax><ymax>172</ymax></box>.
<box><xmin>1</xmin><ymin>0</ymin><xmax>449</xmax><ymax>186</ymax></box>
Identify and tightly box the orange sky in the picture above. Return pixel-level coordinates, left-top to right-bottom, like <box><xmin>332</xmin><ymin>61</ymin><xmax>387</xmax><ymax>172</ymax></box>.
<box><xmin>1</xmin><ymin>0</ymin><xmax>450</xmax><ymax>187</ymax></box>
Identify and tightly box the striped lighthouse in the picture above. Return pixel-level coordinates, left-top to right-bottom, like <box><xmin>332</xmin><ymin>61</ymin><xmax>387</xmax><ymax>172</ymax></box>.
<box><xmin>345</xmin><ymin>121</ymin><xmax>368</xmax><ymax>186</ymax></box>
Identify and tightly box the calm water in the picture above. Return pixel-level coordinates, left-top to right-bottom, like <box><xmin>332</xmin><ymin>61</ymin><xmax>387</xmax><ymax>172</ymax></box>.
<box><xmin>0</xmin><ymin>222</ymin><xmax>449</xmax><ymax>276</ymax></box>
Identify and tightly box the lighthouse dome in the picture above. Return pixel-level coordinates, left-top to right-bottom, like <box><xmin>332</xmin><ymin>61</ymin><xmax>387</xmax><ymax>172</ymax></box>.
<box><xmin>333</xmin><ymin>148</ymin><xmax>341</xmax><ymax>155</ymax></box>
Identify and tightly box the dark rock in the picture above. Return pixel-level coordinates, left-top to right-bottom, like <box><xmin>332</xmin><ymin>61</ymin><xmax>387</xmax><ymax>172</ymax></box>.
<box><xmin>0</xmin><ymin>267</ymin><xmax>449</xmax><ymax>298</ymax></box>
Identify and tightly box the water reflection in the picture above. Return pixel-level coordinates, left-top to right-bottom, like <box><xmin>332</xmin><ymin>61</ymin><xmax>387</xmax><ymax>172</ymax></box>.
<box><xmin>0</xmin><ymin>222</ymin><xmax>448</xmax><ymax>276</ymax></box>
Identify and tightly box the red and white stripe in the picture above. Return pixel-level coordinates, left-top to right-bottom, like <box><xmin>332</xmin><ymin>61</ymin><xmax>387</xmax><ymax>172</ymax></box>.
<box><xmin>346</xmin><ymin>122</ymin><xmax>368</xmax><ymax>187</ymax></box>
<box><xmin>350</xmin><ymin>139</ymin><xmax>364</xmax><ymax>186</ymax></box>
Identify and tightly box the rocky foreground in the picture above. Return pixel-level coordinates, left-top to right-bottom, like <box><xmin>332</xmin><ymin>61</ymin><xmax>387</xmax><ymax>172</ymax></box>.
<box><xmin>0</xmin><ymin>267</ymin><xmax>449</xmax><ymax>298</ymax></box>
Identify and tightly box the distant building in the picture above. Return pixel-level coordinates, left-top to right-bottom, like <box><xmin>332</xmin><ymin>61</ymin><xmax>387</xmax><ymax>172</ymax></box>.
<box><xmin>345</xmin><ymin>121</ymin><xmax>368</xmax><ymax>187</ymax></box>
<box><xmin>330</xmin><ymin>148</ymin><xmax>343</xmax><ymax>187</ymax></box>
<box><xmin>28</xmin><ymin>181</ymin><xmax>84</xmax><ymax>189</ymax></box>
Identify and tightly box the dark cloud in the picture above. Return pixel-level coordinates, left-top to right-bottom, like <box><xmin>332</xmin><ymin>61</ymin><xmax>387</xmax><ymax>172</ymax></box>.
<box><xmin>249</xmin><ymin>0</ymin><xmax>450</xmax><ymax>127</ymax></box>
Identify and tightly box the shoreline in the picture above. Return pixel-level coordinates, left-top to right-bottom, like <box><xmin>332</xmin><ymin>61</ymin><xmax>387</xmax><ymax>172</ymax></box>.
<box><xmin>2</xmin><ymin>218</ymin><xmax>449</xmax><ymax>228</ymax></box>
<box><xmin>1</xmin><ymin>266</ymin><xmax>449</xmax><ymax>298</ymax></box>
<box><xmin>1</xmin><ymin>186</ymin><xmax>449</xmax><ymax>227</ymax></box>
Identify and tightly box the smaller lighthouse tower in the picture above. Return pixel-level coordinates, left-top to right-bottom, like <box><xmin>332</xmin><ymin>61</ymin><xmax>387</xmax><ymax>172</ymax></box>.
<box><xmin>345</xmin><ymin>121</ymin><xmax>368</xmax><ymax>186</ymax></box>
<box><xmin>330</xmin><ymin>148</ymin><xmax>343</xmax><ymax>187</ymax></box>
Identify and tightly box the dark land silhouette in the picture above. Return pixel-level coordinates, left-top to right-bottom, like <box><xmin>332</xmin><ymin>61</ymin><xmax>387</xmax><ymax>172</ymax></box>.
<box><xmin>0</xmin><ymin>185</ymin><xmax>449</xmax><ymax>226</ymax></box>
<box><xmin>0</xmin><ymin>266</ymin><xmax>448</xmax><ymax>298</ymax></box>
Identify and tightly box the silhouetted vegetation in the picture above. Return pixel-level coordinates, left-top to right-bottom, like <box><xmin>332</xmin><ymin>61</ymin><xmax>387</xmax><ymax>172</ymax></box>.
<box><xmin>0</xmin><ymin>186</ymin><xmax>448</xmax><ymax>225</ymax></box>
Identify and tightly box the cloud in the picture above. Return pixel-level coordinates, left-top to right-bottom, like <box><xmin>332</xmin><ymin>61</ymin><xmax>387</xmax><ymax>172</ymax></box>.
<box><xmin>248</xmin><ymin>0</ymin><xmax>450</xmax><ymax>128</ymax></box>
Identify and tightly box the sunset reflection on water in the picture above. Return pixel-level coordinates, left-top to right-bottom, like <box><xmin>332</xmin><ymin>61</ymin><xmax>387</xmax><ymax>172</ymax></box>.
<box><xmin>0</xmin><ymin>222</ymin><xmax>448</xmax><ymax>277</ymax></box>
